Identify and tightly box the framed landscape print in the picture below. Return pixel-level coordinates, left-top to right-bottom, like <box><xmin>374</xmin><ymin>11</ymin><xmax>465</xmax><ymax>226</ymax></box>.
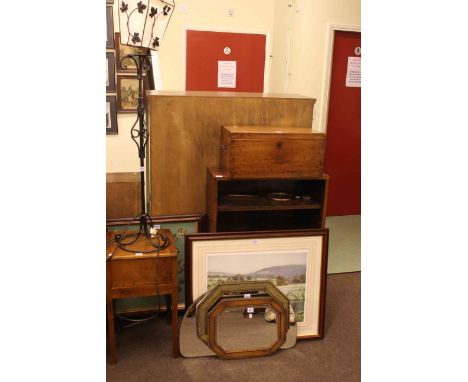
<box><xmin>117</xmin><ymin>75</ymin><xmax>148</xmax><ymax>113</ymax></box>
<box><xmin>106</xmin><ymin>52</ymin><xmax>116</xmax><ymax>93</ymax></box>
<box><xmin>106</xmin><ymin>6</ymin><xmax>114</xmax><ymax>49</ymax></box>
<box><xmin>185</xmin><ymin>229</ymin><xmax>329</xmax><ymax>339</ymax></box>
<box><xmin>106</xmin><ymin>95</ymin><xmax>118</xmax><ymax>134</ymax></box>
<box><xmin>115</xmin><ymin>32</ymin><xmax>149</xmax><ymax>73</ymax></box>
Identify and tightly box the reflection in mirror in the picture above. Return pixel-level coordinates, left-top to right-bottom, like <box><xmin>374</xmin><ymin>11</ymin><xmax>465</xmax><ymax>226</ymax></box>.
<box><xmin>216</xmin><ymin>305</ymin><xmax>279</xmax><ymax>352</ymax></box>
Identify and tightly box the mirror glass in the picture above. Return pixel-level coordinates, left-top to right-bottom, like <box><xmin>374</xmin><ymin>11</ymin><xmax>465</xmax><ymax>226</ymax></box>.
<box><xmin>215</xmin><ymin>305</ymin><xmax>279</xmax><ymax>352</ymax></box>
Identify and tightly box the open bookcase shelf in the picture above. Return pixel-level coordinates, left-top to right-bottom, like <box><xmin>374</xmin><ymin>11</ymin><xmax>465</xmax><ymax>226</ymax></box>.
<box><xmin>207</xmin><ymin>168</ymin><xmax>328</xmax><ymax>232</ymax></box>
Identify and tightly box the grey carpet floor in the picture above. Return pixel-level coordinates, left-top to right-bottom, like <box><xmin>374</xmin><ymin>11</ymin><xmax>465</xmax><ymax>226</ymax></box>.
<box><xmin>326</xmin><ymin>215</ymin><xmax>361</xmax><ymax>274</ymax></box>
<box><xmin>107</xmin><ymin>272</ymin><xmax>360</xmax><ymax>382</ymax></box>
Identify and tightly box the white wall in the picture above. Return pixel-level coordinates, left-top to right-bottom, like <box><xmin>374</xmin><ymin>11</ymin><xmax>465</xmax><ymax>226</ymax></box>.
<box><xmin>269</xmin><ymin>0</ymin><xmax>361</xmax><ymax>132</ymax></box>
<box><xmin>106</xmin><ymin>0</ymin><xmax>276</xmax><ymax>173</ymax></box>
<box><xmin>106</xmin><ymin>0</ymin><xmax>361</xmax><ymax>172</ymax></box>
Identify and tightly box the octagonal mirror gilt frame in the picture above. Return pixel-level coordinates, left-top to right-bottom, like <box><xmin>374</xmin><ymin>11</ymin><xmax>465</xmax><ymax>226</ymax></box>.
<box><xmin>196</xmin><ymin>281</ymin><xmax>289</xmax><ymax>344</ymax></box>
<box><xmin>207</xmin><ymin>297</ymin><xmax>287</xmax><ymax>359</ymax></box>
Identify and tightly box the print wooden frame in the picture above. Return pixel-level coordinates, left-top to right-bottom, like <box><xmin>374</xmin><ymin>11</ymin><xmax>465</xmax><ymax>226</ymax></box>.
<box><xmin>106</xmin><ymin>52</ymin><xmax>116</xmax><ymax>93</ymax></box>
<box><xmin>106</xmin><ymin>95</ymin><xmax>118</xmax><ymax>135</ymax></box>
<box><xmin>114</xmin><ymin>32</ymin><xmax>149</xmax><ymax>73</ymax></box>
<box><xmin>185</xmin><ymin>229</ymin><xmax>329</xmax><ymax>339</ymax></box>
<box><xmin>117</xmin><ymin>75</ymin><xmax>148</xmax><ymax>113</ymax></box>
<box><xmin>106</xmin><ymin>6</ymin><xmax>114</xmax><ymax>49</ymax></box>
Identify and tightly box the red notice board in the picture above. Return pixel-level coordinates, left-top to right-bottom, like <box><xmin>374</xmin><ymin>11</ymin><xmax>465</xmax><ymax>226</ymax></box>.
<box><xmin>186</xmin><ymin>30</ymin><xmax>266</xmax><ymax>92</ymax></box>
<box><xmin>324</xmin><ymin>31</ymin><xmax>361</xmax><ymax>216</ymax></box>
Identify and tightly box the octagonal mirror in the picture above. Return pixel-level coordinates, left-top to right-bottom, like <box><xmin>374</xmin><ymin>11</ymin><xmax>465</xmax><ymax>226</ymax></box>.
<box><xmin>208</xmin><ymin>298</ymin><xmax>285</xmax><ymax>359</ymax></box>
<box><xmin>179</xmin><ymin>282</ymin><xmax>297</xmax><ymax>359</ymax></box>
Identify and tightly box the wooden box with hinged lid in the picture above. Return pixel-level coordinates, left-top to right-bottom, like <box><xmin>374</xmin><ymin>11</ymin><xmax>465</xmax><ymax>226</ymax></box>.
<box><xmin>220</xmin><ymin>126</ymin><xmax>325</xmax><ymax>178</ymax></box>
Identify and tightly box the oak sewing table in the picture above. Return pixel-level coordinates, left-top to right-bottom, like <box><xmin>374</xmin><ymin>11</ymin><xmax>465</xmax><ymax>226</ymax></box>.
<box><xmin>106</xmin><ymin>229</ymin><xmax>178</xmax><ymax>364</ymax></box>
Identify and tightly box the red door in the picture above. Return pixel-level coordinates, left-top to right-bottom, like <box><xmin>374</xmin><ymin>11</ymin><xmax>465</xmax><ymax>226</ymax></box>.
<box><xmin>186</xmin><ymin>30</ymin><xmax>266</xmax><ymax>92</ymax></box>
<box><xmin>324</xmin><ymin>31</ymin><xmax>361</xmax><ymax>216</ymax></box>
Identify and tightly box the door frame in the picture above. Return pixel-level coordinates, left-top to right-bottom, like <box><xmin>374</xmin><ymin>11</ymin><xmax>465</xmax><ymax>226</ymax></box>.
<box><xmin>318</xmin><ymin>24</ymin><xmax>361</xmax><ymax>133</ymax></box>
<box><xmin>182</xmin><ymin>25</ymin><xmax>272</xmax><ymax>92</ymax></box>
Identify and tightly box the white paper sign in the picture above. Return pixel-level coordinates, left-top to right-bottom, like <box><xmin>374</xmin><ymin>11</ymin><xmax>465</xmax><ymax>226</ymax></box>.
<box><xmin>346</xmin><ymin>57</ymin><xmax>361</xmax><ymax>87</ymax></box>
<box><xmin>218</xmin><ymin>61</ymin><xmax>237</xmax><ymax>88</ymax></box>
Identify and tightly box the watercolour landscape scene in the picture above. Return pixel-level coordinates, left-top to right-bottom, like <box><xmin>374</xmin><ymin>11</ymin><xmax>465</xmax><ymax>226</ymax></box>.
<box><xmin>120</xmin><ymin>78</ymin><xmax>138</xmax><ymax>109</ymax></box>
<box><xmin>207</xmin><ymin>251</ymin><xmax>308</xmax><ymax>322</ymax></box>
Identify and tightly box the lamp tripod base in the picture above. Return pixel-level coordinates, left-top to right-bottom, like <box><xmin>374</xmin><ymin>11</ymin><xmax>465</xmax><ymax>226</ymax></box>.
<box><xmin>114</xmin><ymin>214</ymin><xmax>170</xmax><ymax>253</ymax></box>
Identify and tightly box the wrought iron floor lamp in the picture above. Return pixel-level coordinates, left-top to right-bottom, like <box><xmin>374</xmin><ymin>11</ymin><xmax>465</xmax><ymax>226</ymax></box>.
<box><xmin>113</xmin><ymin>0</ymin><xmax>175</xmax><ymax>253</ymax></box>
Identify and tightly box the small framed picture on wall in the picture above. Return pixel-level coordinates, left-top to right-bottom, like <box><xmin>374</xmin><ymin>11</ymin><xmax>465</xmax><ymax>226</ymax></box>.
<box><xmin>117</xmin><ymin>76</ymin><xmax>148</xmax><ymax>113</ymax></box>
<box><xmin>106</xmin><ymin>52</ymin><xmax>116</xmax><ymax>93</ymax></box>
<box><xmin>106</xmin><ymin>6</ymin><xmax>114</xmax><ymax>49</ymax></box>
<box><xmin>106</xmin><ymin>95</ymin><xmax>118</xmax><ymax>134</ymax></box>
<box><xmin>115</xmin><ymin>32</ymin><xmax>149</xmax><ymax>73</ymax></box>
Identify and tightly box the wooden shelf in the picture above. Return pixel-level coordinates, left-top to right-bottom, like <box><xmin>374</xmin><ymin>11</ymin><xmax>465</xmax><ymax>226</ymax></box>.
<box><xmin>218</xmin><ymin>196</ymin><xmax>321</xmax><ymax>212</ymax></box>
<box><xmin>207</xmin><ymin>168</ymin><xmax>329</xmax><ymax>232</ymax></box>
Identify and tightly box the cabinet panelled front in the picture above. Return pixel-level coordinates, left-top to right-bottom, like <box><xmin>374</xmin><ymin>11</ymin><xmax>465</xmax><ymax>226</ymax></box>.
<box><xmin>207</xmin><ymin>168</ymin><xmax>328</xmax><ymax>232</ymax></box>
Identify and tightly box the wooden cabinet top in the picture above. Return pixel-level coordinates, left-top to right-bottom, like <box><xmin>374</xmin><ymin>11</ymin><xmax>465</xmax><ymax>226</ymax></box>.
<box><xmin>146</xmin><ymin>90</ymin><xmax>315</xmax><ymax>100</ymax></box>
<box><xmin>106</xmin><ymin>172</ymin><xmax>140</xmax><ymax>183</ymax></box>
<box><xmin>223</xmin><ymin>125</ymin><xmax>325</xmax><ymax>139</ymax></box>
<box><xmin>106</xmin><ymin>229</ymin><xmax>177</xmax><ymax>260</ymax></box>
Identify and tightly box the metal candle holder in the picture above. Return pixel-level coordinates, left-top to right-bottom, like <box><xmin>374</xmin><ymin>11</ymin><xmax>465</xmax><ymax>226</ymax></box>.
<box><xmin>113</xmin><ymin>53</ymin><xmax>169</xmax><ymax>253</ymax></box>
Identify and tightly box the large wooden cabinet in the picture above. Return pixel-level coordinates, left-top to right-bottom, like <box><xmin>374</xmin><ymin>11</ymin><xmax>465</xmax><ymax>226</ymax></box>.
<box><xmin>207</xmin><ymin>168</ymin><xmax>328</xmax><ymax>232</ymax></box>
<box><xmin>147</xmin><ymin>91</ymin><xmax>316</xmax><ymax>216</ymax></box>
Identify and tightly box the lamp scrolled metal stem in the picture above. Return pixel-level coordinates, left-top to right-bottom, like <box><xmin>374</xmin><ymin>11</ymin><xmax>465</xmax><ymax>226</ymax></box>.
<box><xmin>113</xmin><ymin>53</ymin><xmax>169</xmax><ymax>253</ymax></box>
